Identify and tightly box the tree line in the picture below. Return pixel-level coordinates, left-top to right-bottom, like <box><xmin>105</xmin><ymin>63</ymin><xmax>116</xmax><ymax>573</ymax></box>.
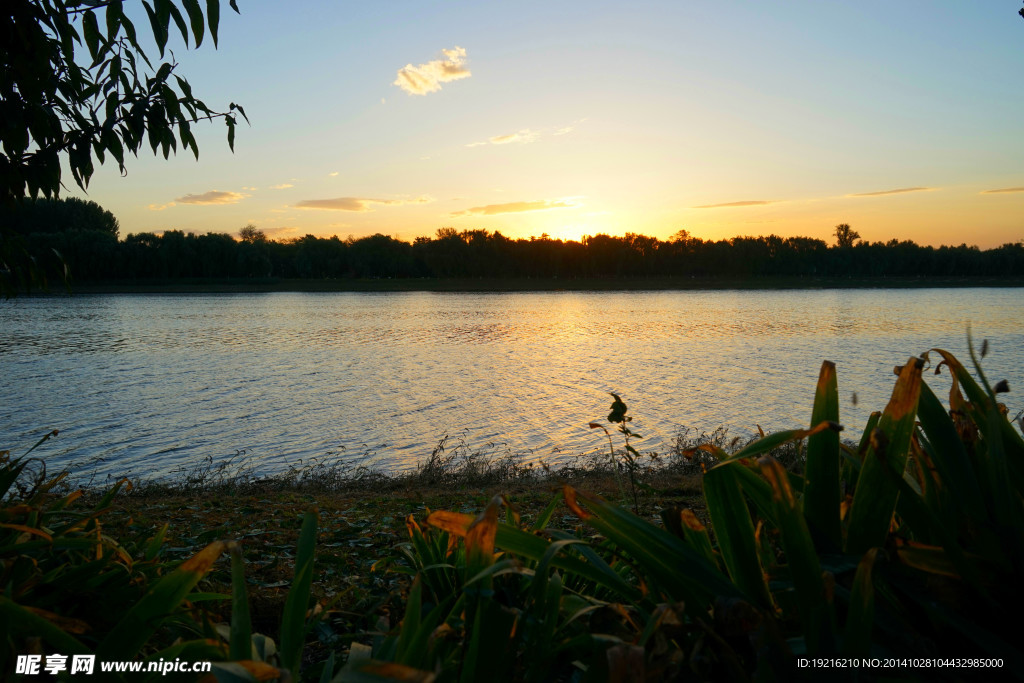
<box><xmin>4</xmin><ymin>198</ymin><xmax>1023</xmax><ymax>283</ymax></box>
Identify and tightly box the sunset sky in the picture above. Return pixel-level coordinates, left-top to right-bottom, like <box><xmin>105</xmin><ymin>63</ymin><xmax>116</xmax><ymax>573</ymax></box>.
<box><xmin>71</xmin><ymin>1</ymin><xmax>1023</xmax><ymax>248</ymax></box>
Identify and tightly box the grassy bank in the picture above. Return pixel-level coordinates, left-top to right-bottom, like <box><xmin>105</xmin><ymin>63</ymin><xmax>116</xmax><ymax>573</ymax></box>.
<box><xmin>5</xmin><ymin>344</ymin><xmax>1024</xmax><ymax>681</ymax></box>
<box><xmin>49</xmin><ymin>274</ymin><xmax>1024</xmax><ymax>294</ymax></box>
<box><xmin>7</xmin><ymin>427</ymin><xmax>742</xmax><ymax>675</ymax></box>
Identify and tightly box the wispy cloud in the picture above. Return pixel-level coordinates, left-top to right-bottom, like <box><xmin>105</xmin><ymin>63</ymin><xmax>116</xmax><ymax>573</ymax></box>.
<box><xmin>270</xmin><ymin>183</ymin><xmax>294</xmax><ymax>190</ymax></box>
<box><xmin>980</xmin><ymin>186</ymin><xmax>1024</xmax><ymax>194</ymax></box>
<box><xmin>295</xmin><ymin>196</ymin><xmax>433</xmax><ymax>212</ymax></box>
<box><xmin>328</xmin><ymin>172</ymin><xmax>339</xmax><ymax>177</ymax></box>
<box><xmin>452</xmin><ymin>199</ymin><xmax>578</xmax><ymax>217</ymax></box>
<box><xmin>148</xmin><ymin>202</ymin><xmax>175</xmax><ymax>211</ymax></box>
<box><xmin>174</xmin><ymin>190</ymin><xmax>249</xmax><ymax>205</ymax></box>
<box><xmin>466</xmin><ymin>129</ymin><xmax>538</xmax><ymax>147</ymax></box>
<box><xmin>394</xmin><ymin>46</ymin><xmax>470</xmax><ymax>95</ymax></box>
<box><xmin>848</xmin><ymin>187</ymin><xmax>931</xmax><ymax>197</ymax></box>
<box><xmin>467</xmin><ymin>122</ymin><xmax>580</xmax><ymax>148</ymax></box>
<box><xmin>692</xmin><ymin>200</ymin><xmax>776</xmax><ymax>209</ymax></box>
<box><xmin>491</xmin><ymin>129</ymin><xmax>538</xmax><ymax>145</ymax></box>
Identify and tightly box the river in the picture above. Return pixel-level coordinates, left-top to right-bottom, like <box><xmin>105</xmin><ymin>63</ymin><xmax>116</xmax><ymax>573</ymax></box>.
<box><xmin>1</xmin><ymin>288</ymin><xmax>1021</xmax><ymax>483</ymax></box>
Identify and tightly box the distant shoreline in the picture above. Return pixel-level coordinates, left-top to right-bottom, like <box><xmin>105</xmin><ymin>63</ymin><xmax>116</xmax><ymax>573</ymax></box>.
<box><xmin>41</xmin><ymin>275</ymin><xmax>1024</xmax><ymax>294</ymax></box>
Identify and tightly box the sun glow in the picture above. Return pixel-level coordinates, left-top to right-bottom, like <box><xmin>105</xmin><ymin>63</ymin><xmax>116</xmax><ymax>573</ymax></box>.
<box><xmin>548</xmin><ymin>224</ymin><xmax>592</xmax><ymax>243</ymax></box>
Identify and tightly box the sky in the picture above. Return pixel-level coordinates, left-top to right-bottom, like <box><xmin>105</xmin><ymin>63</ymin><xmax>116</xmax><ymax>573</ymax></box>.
<box><xmin>69</xmin><ymin>1</ymin><xmax>1024</xmax><ymax>248</ymax></box>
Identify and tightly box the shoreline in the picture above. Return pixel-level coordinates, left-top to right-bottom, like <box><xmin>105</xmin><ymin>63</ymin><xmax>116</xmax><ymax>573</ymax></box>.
<box><xmin>35</xmin><ymin>275</ymin><xmax>1024</xmax><ymax>294</ymax></box>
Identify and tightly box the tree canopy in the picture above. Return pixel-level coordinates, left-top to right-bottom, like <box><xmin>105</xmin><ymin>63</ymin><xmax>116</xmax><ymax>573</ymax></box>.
<box><xmin>2</xmin><ymin>195</ymin><xmax>119</xmax><ymax>237</ymax></box>
<box><xmin>1</xmin><ymin>0</ymin><xmax>246</xmax><ymax>294</ymax></box>
<box><xmin>12</xmin><ymin>217</ymin><xmax>1023</xmax><ymax>284</ymax></box>
<box><xmin>833</xmin><ymin>223</ymin><xmax>860</xmax><ymax>248</ymax></box>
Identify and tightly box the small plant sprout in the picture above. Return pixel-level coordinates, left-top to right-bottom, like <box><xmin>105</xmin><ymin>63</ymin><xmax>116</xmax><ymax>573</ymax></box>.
<box><xmin>590</xmin><ymin>393</ymin><xmax>649</xmax><ymax>514</ymax></box>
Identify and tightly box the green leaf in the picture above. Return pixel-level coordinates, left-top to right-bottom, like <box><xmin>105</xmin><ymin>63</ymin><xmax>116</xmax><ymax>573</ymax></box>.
<box><xmin>83</xmin><ymin>10</ymin><xmax>101</xmax><ymax>60</ymax></box>
<box><xmin>915</xmin><ymin>381</ymin><xmax>985</xmax><ymax>521</ymax></box>
<box><xmin>337</xmin><ymin>660</ymin><xmax>435</xmax><ymax>682</ymax></box>
<box><xmin>97</xmin><ymin>541</ymin><xmax>227</xmax><ymax>661</ymax></box>
<box><xmin>105</xmin><ymin>1</ymin><xmax>123</xmax><ymax>41</ymax></box>
<box><xmin>804</xmin><ymin>361</ymin><xmax>842</xmax><ymax>549</ymax></box>
<box><xmin>564</xmin><ymin>487</ymin><xmax>745</xmax><ymax>613</ymax></box>
<box><xmin>145</xmin><ymin>523</ymin><xmax>168</xmax><ymax>561</ymax></box>
<box><xmin>165</xmin><ymin>0</ymin><xmax>191</xmax><ymax>46</ymax></box>
<box><xmin>495</xmin><ymin>523</ymin><xmax>638</xmax><ymax>600</ymax></box>
<box><xmin>229</xmin><ymin>543</ymin><xmax>253</xmax><ymax>660</ymax></box>
<box><xmin>760</xmin><ymin>458</ymin><xmax>836</xmax><ymax>654</ymax></box>
<box><xmin>182</xmin><ymin>0</ymin><xmax>205</xmax><ymax>48</ymax></box>
<box><xmin>142</xmin><ymin>1</ymin><xmax>169</xmax><ymax>58</ymax></box>
<box><xmin>279</xmin><ymin>507</ymin><xmax>318</xmax><ymax>676</ymax></box>
<box><xmin>0</xmin><ymin>596</ymin><xmax>91</xmax><ymax>656</ymax></box>
<box><xmin>841</xmin><ymin>548</ymin><xmax>878</xmax><ymax>656</ymax></box>
<box><xmin>94</xmin><ymin>478</ymin><xmax>130</xmax><ymax>510</ymax></box>
<box><xmin>207</xmin><ymin>0</ymin><xmax>221</xmax><ymax>47</ymax></box>
<box><xmin>846</xmin><ymin>357</ymin><xmax>924</xmax><ymax>555</ymax></box>
<box><xmin>460</xmin><ymin>600</ymin><xmax>516</xmax><ymax>683</ymax></box>
<box><xmin>394</xmin><ymin>575</ymin><xmax>422</xmax><ymax>664</ymax></box>
<box><xmin>531</xmin><ymin>491</ymin><xmax>563</xmax><ymax>531</ymax></box>
<box><xmin>704</xmin><ymin>466</ymin><xmax>772</xmax><ymax>608</ymax></box>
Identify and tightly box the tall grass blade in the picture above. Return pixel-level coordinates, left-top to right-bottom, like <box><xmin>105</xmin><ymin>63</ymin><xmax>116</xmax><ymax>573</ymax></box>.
<box><xmin>96</xmin><ymin>541</ymin><xmax>227</xmax><ymax>661</ymax></box>
<box><xmin>846</xmin><ymin>357</ymin><xmax>923</xmax><ymax>555</ymax></box>
<box><xmin>280</xmin><ymin>507</ymin><xmax>319</xmax><ymax>677</ymax></box>
<box><xmin>660</xmin><ymin>507</ymin><xmax>718</xmax><ymax>568</ymax></box>
<box><xmin>841</xmin><ymin>548</ymin><xmax>878</xmax><ymax>657</ymax></box>
<box><xmin>228</xmin><ymin>542</ymin><xmax>253</xmax><ymax>660</ymax></box>
<box><xmin>336</xmin><ymin>660</ymin><xmax>436</xmax><ymax>682</ymax></box>
<box><xmin>933</xmin><ymin>347</ymin><xmax>1024</xmax><ymax>464</ymax></box>
<box><xmin>0</xmin><ymin>596</ymin><xmax>91</xmax><ymax>655</ymax></box>
<box><xmin>760</xmin><ymin>457</ymin><xmax>836</xmax><ymax>654</ymax></box>
<box><xmin>530</xmin><ymin>490</ymin><xmax>563</xmax><ymax>532</ymax></box>
<box><xmin>563</xmin><ymin>486</ymin><xmax>744</xmax><ymax>612</ymax></box>
<box><xmin>459</xmin><ymin>600</ymin><xmax>516</xmax><ymax>683</ymax></box>
<box><xmin>804</xmin><ymin>360</ymin><xmax>842</xmax><ymax>549</ymax></box>
<box><xmin>429</xmin><ymin>511</ymin><xmax>639</xmax><ymax>600</ymax></box>
<box><xmin>703</xmin><ymin>466</ymin><xmax>771</xmax><ymax>608</ymax></box>
<box><xmin>915</xmin><ymin>382</ymin><xmax>985</xmax><ymax>521</ymax></box>
<box><xmin>395</xmin><ymin>576</ymin><xmax>422</xmax><ymax>665</ymax></box>
<box><xmin>464</xmin><ymin>496</ymin><xmax>500</xmax><ymax>586</ymax></box>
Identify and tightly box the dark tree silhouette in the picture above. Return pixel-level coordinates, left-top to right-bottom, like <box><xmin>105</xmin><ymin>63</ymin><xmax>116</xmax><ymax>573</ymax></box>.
<box><xmin>834</xmin><ymin>223</ymin><xmax>861</xmax><ymax>248</ymax></box>
<box><xmin>2</xmin><ymin>0</ymin><xmax>245</xmax><ymax>295</ymax></box>
<box><xmin>239</xmin><ymin>224</ymin><xmax>267</xmax><ymax>243</ymax></box>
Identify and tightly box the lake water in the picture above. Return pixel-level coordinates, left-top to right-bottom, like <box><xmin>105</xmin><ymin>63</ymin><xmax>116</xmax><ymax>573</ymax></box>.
<box><xmin>1</xmin><ymin>289</ymin><xmax>1021</xmax><ymax>483</ymax></box>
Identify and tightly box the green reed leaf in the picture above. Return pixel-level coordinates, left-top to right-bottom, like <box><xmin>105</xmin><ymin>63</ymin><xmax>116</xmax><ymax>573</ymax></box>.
<box><xmin>846</xmin><ymin>357</ymin><xmax>924</xmax><ymax>555</ymax></box>
<box><xmin>228</xmin><ymin>542</ymin><xmax>253</xmax><ymax>661</ymax></box>
<box><xmin>97</xmin><ymin>541</ymin><xmax>227</xmax><ymax>661</ymax></box>
<box><xmin>804</xmin><ymin>360</ymin><xmax>842</xmax><ymax>549</ymax></box>
<box><xmin>280</xmin><ymin>507</ymin><xmax>318</xmax><ymax>676</ymax></box>
<box><xmin>704</xmin><ymin>465</ymin><xmax>771</xmax><ymax>608</ymax></box>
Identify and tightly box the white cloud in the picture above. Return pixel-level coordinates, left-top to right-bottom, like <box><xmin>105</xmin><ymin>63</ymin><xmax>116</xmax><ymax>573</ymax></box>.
<box><xmin>848</xmin><ymin>187</ymin><xmax>932</xmax><ymax>197</ymax></box>
<box><xmin>467</xmin><ymin>130</ymin><xmax>538</xmax><ymax>147</ymax></box>
<box><xmin>394</xmin><ymin>46</ymin><xmax>471</xmax><ymax>95</ymax></box>
<box><xmin>451</xmin><ymin>198</ymin><xmax>579</xmax><ymax>217</ymax></box>
<box><xmin>295</xmin><ymin>196</ymin><xmax>433</xmax><ymax>212</ymax></box>
<box><xmin>980</xmin><ymin>186</ymin><xmax>1024</xmax><ymax>194</ymax></box>
<box><xmin>270</xmin><ymin>183</ymin><xmax>294</xmax><ymax>190</ymax></box>
<box><xmin>692</xmin><ymin>200</ymin><xmax>776</xmax><ymax>209</ymax></box>
<box><xmin>174</xmin><ymin>190</ymin><xmax>249</xmax><ymax>205</ymax></box>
